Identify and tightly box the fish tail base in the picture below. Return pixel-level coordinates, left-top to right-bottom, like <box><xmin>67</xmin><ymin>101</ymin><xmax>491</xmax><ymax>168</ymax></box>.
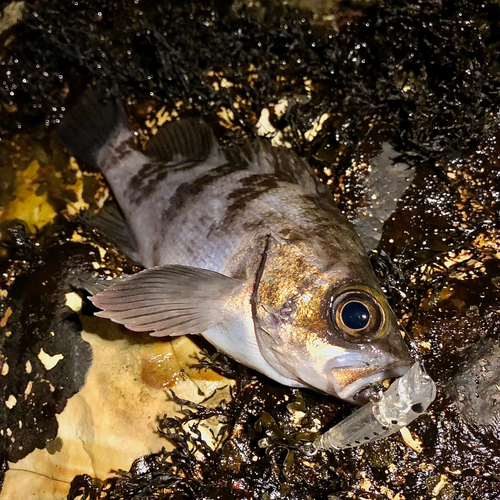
<box><xmin>57</xmin><ymin>88</ymin><xmax>129</xmax><ymax>167</ymax></box>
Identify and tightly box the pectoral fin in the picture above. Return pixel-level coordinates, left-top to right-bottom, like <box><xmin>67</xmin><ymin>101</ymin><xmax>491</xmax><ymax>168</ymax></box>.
<box><xmin>90</xmin><ymin>265</ymin><xmax>243</xmax><ymax>337</ymax></box>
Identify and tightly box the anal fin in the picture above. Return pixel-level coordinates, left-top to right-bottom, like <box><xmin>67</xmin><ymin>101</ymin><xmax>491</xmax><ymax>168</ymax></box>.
<box><xmin>91</xmin><ymin>202</ymin><xmax>142</xmax><ymax>264</ymax></box>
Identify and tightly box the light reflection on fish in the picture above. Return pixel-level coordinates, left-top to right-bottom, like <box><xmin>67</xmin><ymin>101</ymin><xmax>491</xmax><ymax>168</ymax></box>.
<box><xmin>58</xmin><ymin>89</ymin><xmax>413</xmax><ymax>406</ymax></box>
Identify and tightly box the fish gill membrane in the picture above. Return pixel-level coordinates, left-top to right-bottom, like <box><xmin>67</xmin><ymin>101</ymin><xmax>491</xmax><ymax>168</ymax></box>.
<box><xmin>313</xmin><ymin>361</ymin><xmax>436</xmax><ymax>451</ymax></box>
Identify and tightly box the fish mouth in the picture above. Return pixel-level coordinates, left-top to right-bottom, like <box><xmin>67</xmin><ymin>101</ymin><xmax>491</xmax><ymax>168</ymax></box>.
<box><xmin>328</xmin><ymin>356</ymin><xmax>412</xmax><ymax>405</ymax></box>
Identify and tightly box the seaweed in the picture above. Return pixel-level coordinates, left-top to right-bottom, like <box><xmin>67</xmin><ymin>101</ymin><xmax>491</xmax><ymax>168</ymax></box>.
<box><xmin>0</xmin><ymin>222</ymin><xmax>91</xmax><ymax>465</ymax></box>
<box><xmin>67</xmin><ymin>376</ymin><xmax>342</xmax><ymax>500</ymax></box>
<box><xmin>0</xmin><ymin>217</ymin><xmax>138</xmax><ymax>475</ymax></box>
<box><xmin>2</xmin><ymin>0</ymin><xmax>500</xmax><ymax>162</ymax></box>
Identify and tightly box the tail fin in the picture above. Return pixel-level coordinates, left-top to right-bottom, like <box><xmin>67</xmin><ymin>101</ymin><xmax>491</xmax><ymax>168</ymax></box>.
<box><xmin>57</xmin><ymin>88</ymin><xmax>129</xmax><ymax>167</ymax></box>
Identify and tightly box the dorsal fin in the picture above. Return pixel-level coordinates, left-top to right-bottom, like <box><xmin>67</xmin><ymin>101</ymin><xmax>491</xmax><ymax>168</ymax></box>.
<box><xmin>146</xmin><ymin>118</ymin><xmax>219</xmax><ymax>164</ymax></box>
<box><xmin>147</xmin><ymin>119</ymin><xmax>330</xmax><ymax>197</ymax></box>
<box><xmin>223</xmin><ymin>140</ymin><xmax>258</xmax><ymax>169</ymax></box>
<box><xmin>224</xmin><ymin>139</ymin><xmax>331</xmax><ymax>197</ymax></box>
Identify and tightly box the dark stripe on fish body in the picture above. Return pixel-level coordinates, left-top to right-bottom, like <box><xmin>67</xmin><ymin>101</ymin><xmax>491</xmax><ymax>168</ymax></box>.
<box><xmin>240</xmin><ymin>212</ymin><xmax>277</xmax><ymax>233</ymax></box>
<box><xmin>220</xmin><ymin>174</ymin><xmax>281</xmax><ymax>230</ymax></box>
<box><xmin>126</xmin><ymin>160</ymin><xmax>200</xmax><ymax>205</ymax></box>
<box><xmin>300</xmin><ymin>193</ymin><xmax>359</xmax><ymax>238</ymax></box>
<box><xmin>101</xmin><ymin>135</ymin><xmax>136</xmax><ymax>173</ymax></box>
<box><xmin>301</xmin><ymin>193</ymin><xmax>337</xmax><ymax>216</ymax></box>
<box><xmin>151</xmin><ymin>234</ymin><xmax>197</xmax><ymax>264</ymax></box>
<box><xmin>160</xmin><ymin>164</ymin><xmax>236</xmax><ymax>225</ymax></box>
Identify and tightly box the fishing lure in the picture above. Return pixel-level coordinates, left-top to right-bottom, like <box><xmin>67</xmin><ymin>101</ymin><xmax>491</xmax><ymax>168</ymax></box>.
<box><xmin>314</xmin><ymin>361</ymin><xmax>436</xmax><ymax>450</ymax></box>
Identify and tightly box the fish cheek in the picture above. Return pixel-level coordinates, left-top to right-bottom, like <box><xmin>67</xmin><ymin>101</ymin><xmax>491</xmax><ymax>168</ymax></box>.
<box><xmin>253</xmin><ymin>302</ymin><xmax>308</xmax><ymax>378</ymax></box>
<box><xmin>255</xmin><ymin>302</ymin><xmax>294</xmax><ymax>353</ymax></box>
<box><xmin>255</xmin><ymin>296</ymin><xmax>338</xmax><ymax>387</ymax></box>
<box><xmin>253</xmin><ymin>238</ymin><xmax>355</xmax><ymax>384</ymax></box>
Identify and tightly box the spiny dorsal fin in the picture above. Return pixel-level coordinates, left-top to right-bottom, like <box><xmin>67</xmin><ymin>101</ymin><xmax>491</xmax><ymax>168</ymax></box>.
<box><xmin>90</xmin><ymin>265</ymin><xmax>243</xmax><ymax>337</ymax></box>
<box><xmin>223</xmin><ymin>140</ymin><xmax>258</xmax><ymax>169</ymax></box>
<box><xmin>225</xmin><ymin>139</ymin><xmax>331</xmax><ymax>197</ymax></box>
<box><xmin>146</xmin><ymin>118</ymin><xmax>219</xmax><ymax>164</ymax></box>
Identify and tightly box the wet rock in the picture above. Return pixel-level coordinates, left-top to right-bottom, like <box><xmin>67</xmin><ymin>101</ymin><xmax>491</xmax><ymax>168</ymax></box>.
<box><xmin>0</xmin><ymin>220</ymin><xmax>234</xmax><ymax>498</ymax></box>
<box><xmin>448</xmin><ymin>336</ymin><xmax>500</xmax><ymax>440</ymax></box>
<box><xmin>0</xmin><ymin>227</ymin><xmax>96</xmax><ymax>466</ymax></box>
<box><xmin>364</xmin><ymin>439</ymin><xmax>396</xmax><ymax>469</ymax></box>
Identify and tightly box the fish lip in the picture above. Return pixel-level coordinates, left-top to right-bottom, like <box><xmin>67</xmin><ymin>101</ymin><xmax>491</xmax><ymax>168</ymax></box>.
<box><xmin>329</xmin><ymin>359</ymin><xmax>412</xmax><ymax>404</ymax></box>
<box><xmin>349</xmin><ymin>362</ymin><xmax>411</xmax><ymax>405</ymax></box>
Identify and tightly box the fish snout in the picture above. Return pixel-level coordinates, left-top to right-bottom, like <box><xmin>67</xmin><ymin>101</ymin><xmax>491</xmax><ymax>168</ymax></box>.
<box><xmin>387</xmin><ymin>328</ymin><xmax>413</xmax><ymax>367</ymax></box>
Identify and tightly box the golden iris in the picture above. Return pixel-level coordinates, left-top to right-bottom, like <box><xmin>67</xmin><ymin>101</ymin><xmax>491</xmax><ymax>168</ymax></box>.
<box><xmin>330</xmin><ymin>287</ymin><xmax>386</xmax><ymax>342</ymax></box>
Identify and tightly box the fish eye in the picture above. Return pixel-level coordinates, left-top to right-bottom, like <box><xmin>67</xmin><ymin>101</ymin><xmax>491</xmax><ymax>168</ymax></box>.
<box><xmin>329</xmin><ymin>288</ymin><xmax>385</xmax><ymax>342</ymax></box>
<box><xmin>341</xmin><ymin>301</ymin><xmax>370</xmax><ymax>330</ymax></box>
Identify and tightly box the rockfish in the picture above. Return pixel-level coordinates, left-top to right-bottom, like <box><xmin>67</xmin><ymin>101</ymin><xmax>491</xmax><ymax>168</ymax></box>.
<box><xmin>58</xmin><ymin>90</ymin><xmax>413</xmax><ymax>405</ymax></box>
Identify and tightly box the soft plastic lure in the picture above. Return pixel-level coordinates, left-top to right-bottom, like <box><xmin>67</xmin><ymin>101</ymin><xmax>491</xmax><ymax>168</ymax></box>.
<box><xmin>314</xmin><ymin>361</ymin><xmax>436</xmax><ymax>450</ymax></box>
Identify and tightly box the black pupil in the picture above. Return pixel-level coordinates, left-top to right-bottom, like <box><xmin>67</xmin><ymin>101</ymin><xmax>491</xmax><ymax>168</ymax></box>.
<box><xmin>341</xmin><ymin>301</ymin><xmax>370</xmax><ymax>330</ymax></box>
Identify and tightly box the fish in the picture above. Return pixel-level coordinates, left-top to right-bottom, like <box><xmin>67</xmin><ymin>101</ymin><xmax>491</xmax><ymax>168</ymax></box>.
<box><xmin>57</xmin><ymin>89</ymin><xmax>413</xmax><ymax>405</ymax></box>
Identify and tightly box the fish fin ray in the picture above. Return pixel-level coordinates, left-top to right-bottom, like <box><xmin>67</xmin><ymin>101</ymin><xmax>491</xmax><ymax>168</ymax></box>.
<box><xmin>146</xmin><ymin>118</ymin><xmax>220</xmax><ymax>165</ymax></box>
<box><xmin>58</xmin><ymin>88</ymin><xmax>129</xmax><ymax>167</ymax></box>
<box><xmin>254</xmin><ymin>140</ymin><xmax>331</xmax><ymax>195</ymax></box>
<box><xmin>77</xmin><ymin>276</ymin><xmax>120</xmax><ymax>296</ymax></box>
<box><xmin>90</xmin><ymin>265</ymin><xmax>243</xmax><ymax>336</ymax></box>
<box><xmin>225</xmin><ymin>139</ymin><xmax>331</xmax><ymax>197</ymax></box>
<box><xmin>223</xmin><ymin>140</ymin><xmax>259</xmax><ymax>170</ymax></box>
<box><xmin>90</xmin><ymin>201</ymin><xmax>142</xmax><ymax>263</ymax></box>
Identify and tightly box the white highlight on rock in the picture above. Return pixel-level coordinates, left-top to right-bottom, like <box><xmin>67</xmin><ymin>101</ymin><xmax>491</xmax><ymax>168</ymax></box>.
<box><xmin>38</xmin><ymin>349</ymin><xmax>64</xmax><ymax>371</ymax></box>
<box><xmin>65</xmin><ymin>292</ymin><xmax>83</xmax><ymax>312</ymax></box>
<box><xmin>304</xmin><ymin>113</ymin><xmax>330</xmax><ymax>142</ymax></box>
<box><xmin>5</xmin><ymin>395</ymin><xmax>17</xmax><ymax>409</ymax></box>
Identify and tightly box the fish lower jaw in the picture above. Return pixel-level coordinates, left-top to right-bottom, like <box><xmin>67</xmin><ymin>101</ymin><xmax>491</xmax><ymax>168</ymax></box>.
<box><xmin>329</xmin><ymin>361</ymin><xmax>412</xmax><ymax>405</ymax></box>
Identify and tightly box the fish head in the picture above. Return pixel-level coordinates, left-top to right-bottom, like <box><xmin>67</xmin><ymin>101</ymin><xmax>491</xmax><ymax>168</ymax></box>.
<box><xmin>253</xmin><ymin>235</ymin><xmax>413</xmax><ymax>405</ymax></box>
